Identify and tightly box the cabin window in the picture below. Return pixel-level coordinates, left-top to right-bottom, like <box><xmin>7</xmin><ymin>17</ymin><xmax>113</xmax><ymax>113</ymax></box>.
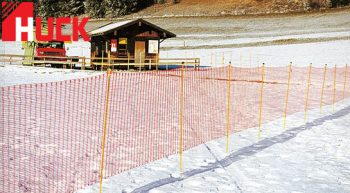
<box><xmin>118</xmin><ymin>38</ymin><xmax>128</xmax><ymax>56</ymax></box>
<box><xmin>148</xmin><ymin>40</ymin><xmax>159</xmax><ymax>54</ymax></box>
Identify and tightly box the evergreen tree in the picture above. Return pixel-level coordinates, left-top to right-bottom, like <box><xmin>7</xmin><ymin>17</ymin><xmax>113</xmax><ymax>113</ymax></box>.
<box><xmin>60</xmin><ymin>0</ymin><xmax>85</xmax><ymax>16</ymax></box>
<box><xmin>105</xmin><ymin>0</ymin><xmax>138</xmax><ymax>17</ymax></box>
<box><xmin>85</xmin><ymin>0</ymin><xmax>106</xmax><ymax>18</ymax></box>
<box><xmin>37</xmin><ymin>0</ymin><xmax>62</xmax><ymax>17</ymax></box>
<box><xmin>7</xmin><ymin>0</ymin><xmax>158</xmax><ymax>19</ymax></box>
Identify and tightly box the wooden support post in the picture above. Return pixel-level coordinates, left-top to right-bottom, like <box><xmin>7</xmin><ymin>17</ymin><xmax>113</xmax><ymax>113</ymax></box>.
<box><xmin>99</xmin><ymin>69</ymin><xmax>112</xmax><ymax>193</ymax></box>
<box><xmin>283</xmin><ymin>62</ymin><xmax>292</xmax><ymax>128</ymax></box>
<box><xmin>258</xmin><ymin>63</ymin><xmax>265</xmax><ymax>141</ymax></box>
<box><xmin>127</xmin><ymin>53</ymin><xmax>130</xmax><ymax>71</ymax></box>
<box><xmin>179</xmin><ymin>62</ymin><xmax>185</xmax><ymax>174</ymax></box>
<box><xmin>149</xmin><ymin>59</ymin><xmax>151</xmax><ymax>70</ymax></box>
<box><xmin>82</xmin><ymin>57</ymin><xmax>86</xmax><ymax>70</ymax></box>
<box><xmin>320</xmin><ymin>64</ymin><xmax>327</xmax><ymax>114</ymax></box>
<box><xmin>156</xmin><ymin>53</ymin><xmax>159</xmax><ymax>71</ymax></box>
<box><xmin>343</xmin><ymin>64</ymin><xmax>348</xmax><ymax>99</ymax></box>
<box><xmin>304</xmin><ymin>63</ymin><xmax>312</xmax><ymax>123</ymax></box>
<box><xmin>332</xmin><ymin>65</ymin><xmax>337</xmax><ymax>112</ymax></box>
<box><xmin>108</xmin><ymin>51</ymin><xmax>111</xmax><ymax>70</ymax></box>
<box><xmin>257</xmin><ymin>56</ymin><xmax>260</xmax><ymax>72</ymax></box>
<box><xmin>226</xmin><ymin>62</ymin><xmax>232</xmax><ymax>153</ymax></box>
<box><xmin>222</xmin><ymin>52</ymin><xmax>225</xmax><ymax>66</ymax></box>
<box><xmin>214</xmin><ymin>52</ymin><xmax>216</xmax><ymax>67</ymax></box>
<box><xmin>139</xmin><ymin>53</ymin><xmax>142</xmax><ymax>71</ymax></box>
<box><xmin>101</xmin><ymin>52</ymin><xmax>104</xmax><ymax>71</ymax></box>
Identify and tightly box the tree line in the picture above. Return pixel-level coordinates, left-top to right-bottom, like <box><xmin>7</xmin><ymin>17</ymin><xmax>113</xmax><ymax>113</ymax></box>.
<box><xmin>36</xmin><ymin>0</ymin><xmax>156</xmax><ymax>18</ymax></box>
<box><xmin>1</xmin><ymin>0</ymin><xmax>156</xmax><ymax>18</ymax></box>
<box><xmin>1</xmin><ymin>0</ymin><xmax>349</xmax><ymax>18</ymax></box>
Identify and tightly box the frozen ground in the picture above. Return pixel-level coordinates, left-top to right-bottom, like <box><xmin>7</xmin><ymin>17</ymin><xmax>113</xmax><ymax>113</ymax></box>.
<box><xmin>76</xmin><ymin>97</ymin><xmax>350</xmax><ymax>193</ymax></box>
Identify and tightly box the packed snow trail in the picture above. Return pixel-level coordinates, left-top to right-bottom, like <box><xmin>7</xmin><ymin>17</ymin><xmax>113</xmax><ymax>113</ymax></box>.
<box><xmin>130</xmin><ymin>104</ymin><xmax>350</xmax><ymax>193</ymax></box>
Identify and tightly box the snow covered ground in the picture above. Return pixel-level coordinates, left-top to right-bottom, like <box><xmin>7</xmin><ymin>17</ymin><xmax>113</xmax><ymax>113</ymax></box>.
<box><xmin>0</xmin><ymin>65</ymin><xmax>102</xmax><ymax>87</ymax></box>
<box><xmin>76</xmin><ymin>97</ymin><xmax>350</xmax><ymax>193</ymax></box>
<box><xmin>1</xmin><ymin>11</ymin><xmax>350</xmax><ymax>192</ymax></box>
<box><xmin>160</xmin><ymin>40</ymin><xmax>350</xmax><ymax>68</ymax></box>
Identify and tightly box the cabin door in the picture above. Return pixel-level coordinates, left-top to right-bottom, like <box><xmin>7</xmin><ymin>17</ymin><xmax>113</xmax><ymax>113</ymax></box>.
<box><xmin>135</xmin><ymin>41</ymin><xmax>145</xmax><ymax>66</ymax></box>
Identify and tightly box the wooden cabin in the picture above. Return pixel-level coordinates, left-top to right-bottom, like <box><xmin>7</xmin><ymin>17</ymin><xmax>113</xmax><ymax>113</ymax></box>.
<box><xmin>88</xmin><ymin>19</ymin><xmax>176</xmax><ymax>69</ymax></box>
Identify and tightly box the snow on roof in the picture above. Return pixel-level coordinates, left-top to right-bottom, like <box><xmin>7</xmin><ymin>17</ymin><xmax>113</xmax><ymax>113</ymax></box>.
<box><xmin>87</xmin><ymin>19</ymin><xmax>176</xmax><ymax>38</ymax></box>
<box><xmin>89</xmin><ymin>20</ymin><xmax>133</xmax><ymax>36</ymax></box>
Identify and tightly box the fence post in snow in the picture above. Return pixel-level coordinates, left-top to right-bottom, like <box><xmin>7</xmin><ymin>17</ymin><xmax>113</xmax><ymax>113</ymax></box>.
<box><xmin>214</xmin><ymin>52</ymin><xmax>216</xmax><ymax>67</ymax></box>
<box><xmin>179</xmin><ymin>62</ymin><xmax>185</xmax><ymax>174</ymax></box>
<box><xmin>283</xmin><ymin>62</ymin><xmax>292</xmax><ymax>129</ymax></box>
<box><xmin>332</xmin><ymin>65</ymin><xmax>337</xmax><ymax>112</ymax></box>
<box><xmin>343</xmin><ymin>64</ymin><xmax>348</xmax><ymax>99</ymax></box>
<box><xmin>304</xmin><ymin>63</ymin><xmax>312</xmax><ymax>123</ymax></box>
<box><xmin>226</xmin><ymin>62</ymin><xmax>232</xmax><ymax>153</ymax></box>
<box><xmin>99</xmin><ymin>69</ymin><xmax>112</xmax><ymax>193</ymax></box>
<box><xmin>222</xmin><ymin>52</ymin><xmax>225</xmax><ymax>66</ymax></box>
<box><xmin>258</xmin><ymin>63</ymin><xmax>265</xmax><ymax>141</ymax></box>
<box><xmin>320</xmin><ymin>64</ymin><xmax>327</xmax><ymax>114</ymax></box>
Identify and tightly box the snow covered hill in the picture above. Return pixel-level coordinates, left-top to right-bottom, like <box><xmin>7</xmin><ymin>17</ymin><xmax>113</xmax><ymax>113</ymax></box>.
<box><xmin>76</xmin><ymin>97</ymin><xmax>350</xmax><ymax>193</ymax></box>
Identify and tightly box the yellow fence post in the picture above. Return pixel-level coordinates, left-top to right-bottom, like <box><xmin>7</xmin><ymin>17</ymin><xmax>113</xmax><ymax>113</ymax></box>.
<box><xmin>226</xmin><ymin>63</ymin><xmax>232</xmax><ymax>153</ymax></box>
<box><xmin>139</xmin><ymin>53</ymin><xmax>142</xmax><ymax>72</ymax></box>
<box><xmin>101</xmin><ymin>52</ymin><xmax>104</xmax><ymax>71</ymax></box>
<box><xmin>70</xmin><ymin>58</ymin><xmax>73</xmax><ymax>69</ymax></box>
<box><xmin>214</xmin><ymin>52</ymin><xmax>216</xmax><ymax>67</ymax></box>
<box><xmin>127</xmin><ymin>53</ymin><xmax>130</xmax><ymax>70</ymax></box>
<box><xmin>304</xmin><ymin>63</ymin><xmax>312</xmax><ymax>123</ymax></box>
<box><xmin>257</xmin><ymin>56</ymin><xmax>260</xmax><ymax>73</ymax></box>
<box><xmin>258</xmin><ymin>63</ymin><xmax>265</xmax><ymax>141</ymax></box>
<box><xmin>179</xmin><ymin>62</ymin><xmax>185</xmax><ymax>174</ymax></box>
<box><xmin>99</xmin><ymin>69</ymin><xmax>112</xmax><ymax>193</ymax></box>
<box><xmin>156</xmin><ymin>53</ymin><xmax>159</xmax><ymax>71</ymax></box>
<box><xmin>320</xmin><ymin>64</ymin><xmax>327</xmax><ymax>114</ymax></box>
<box><xmin>343</xmin><ymin>64</ymin><xmax>348</xmax><ymax>99</ymax></box>
<box><xmin>108</xmin><ymin>51</ymin><xmax>111</xmax><ymax>70</ymax></box>
<box><xmin>222</xmin><ymin>52</ymin><xmax>225</xmax><ymax>66</ymax></box>
<box><xmin>82</xmin><ymin>57</ymin><xmax>86</xmax><ymax>70</ymax></box>
<box><xmin>283</xmin><ymin>62</ymin><xmax>292</xmax><ymax>128</ymax></box>
<box><xmin>332</xmin><ymin>65</ymin><xmax>337</xmax><ymax>112</ymax></box>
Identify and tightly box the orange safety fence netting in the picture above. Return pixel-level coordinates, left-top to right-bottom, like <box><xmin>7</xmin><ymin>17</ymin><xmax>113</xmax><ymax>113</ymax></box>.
<box><xmin>1</xmin><ymin>65</ymin><xmax>349</xmax><ymax>193</ymax></box>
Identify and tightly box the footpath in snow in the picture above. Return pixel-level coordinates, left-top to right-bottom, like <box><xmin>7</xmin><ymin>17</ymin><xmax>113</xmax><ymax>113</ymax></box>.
<box><xmin>76</xmin><ymin>98</ymin><xmax>350</xmax><ymax>193</ymax></box>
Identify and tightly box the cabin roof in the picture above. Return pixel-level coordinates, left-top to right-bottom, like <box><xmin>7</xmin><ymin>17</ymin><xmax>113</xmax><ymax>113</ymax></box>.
<box><xmin>88</xmin><ymin>18</ymin><xmax>176</xmax><ymax>39</ymax></box>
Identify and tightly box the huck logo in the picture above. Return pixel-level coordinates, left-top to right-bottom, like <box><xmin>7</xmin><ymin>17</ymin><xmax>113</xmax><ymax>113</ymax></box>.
<box><xmin>1</xmin><ymin>2</ymin><xmax>90</xmax><ymax>42</ymax></box>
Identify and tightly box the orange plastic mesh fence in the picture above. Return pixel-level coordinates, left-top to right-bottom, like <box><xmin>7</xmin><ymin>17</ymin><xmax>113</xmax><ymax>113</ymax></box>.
<box><xmin>1</xmin><ymin>65</ymin><xmax>349</xmax><ymax>192</ymax></box>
